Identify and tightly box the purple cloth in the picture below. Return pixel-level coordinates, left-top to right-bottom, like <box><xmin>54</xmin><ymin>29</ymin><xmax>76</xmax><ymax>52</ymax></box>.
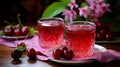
<box><xmin>89</xmin><ymin>50</ymin><xmax>120</xmax><ymax>63</ymax></box>
<box><xmin>0</xmin><ymin>33</ymin><xmax>120</xmax><ymax>63</ymax></box>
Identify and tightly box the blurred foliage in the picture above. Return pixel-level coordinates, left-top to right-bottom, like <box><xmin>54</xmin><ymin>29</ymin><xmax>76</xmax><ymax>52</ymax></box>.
<box><xmin>100</xmin><ymin>0</ymin><xmax>120</xmax><ymax>32</ymax></box>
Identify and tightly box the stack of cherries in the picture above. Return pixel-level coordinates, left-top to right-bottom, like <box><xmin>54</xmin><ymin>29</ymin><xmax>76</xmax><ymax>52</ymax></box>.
<box><xmin>4</xmin><ymin>24</ymin><xmax>30</xmax><ymax>36</ymax></box>
<box><xmin>95</xmin><ymin>21</ymin><xmax>112</xmax><ymax>41</ymax></box>
<box><xmin>53</xmin><ymin>46</ymin><xmax>74</xmax><ymax>60</ymax></box>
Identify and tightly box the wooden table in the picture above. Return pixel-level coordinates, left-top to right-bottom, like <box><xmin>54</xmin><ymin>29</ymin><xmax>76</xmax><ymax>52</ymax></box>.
<box><xmin>0</xmin><ymin>22</ymin><xmax>120</xmax><ymax>67</ymax></box>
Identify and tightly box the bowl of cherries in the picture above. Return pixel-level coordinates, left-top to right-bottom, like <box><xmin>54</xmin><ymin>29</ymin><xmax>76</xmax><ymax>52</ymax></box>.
<box><xmin>0</xmin><ymin>24</ymin><xmax>36</xmax><ymax>40</ymax></box>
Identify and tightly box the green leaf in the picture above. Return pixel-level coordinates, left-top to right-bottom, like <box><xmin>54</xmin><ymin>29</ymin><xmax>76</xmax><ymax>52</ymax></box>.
<box><xmin>42</xmin><ymin>2</ymin><xmax>67</xmax><ymax>18</ymax></box>
<box><xmin>60</xmin><ymin>0</ymin><xmax>70</xmax><ymax>5</ymax></box>
<box><xmin>81</xmin><ymin>2</ymin><xmax>88</xmax><ymax>7</ymax></box>
<box><xmin>0</xmin><ymin>31</ymin><xmax>5</xmax><ymax>36</ymax></box>
<box><xmin>29</xmin><ymin>27</ymin><xmax>38</xmax><ymax>35</ymax></box>
<box><xmin>17</xmin><ymin>46</ymin><xmax>26</xmax><ymax>52</ymax></box>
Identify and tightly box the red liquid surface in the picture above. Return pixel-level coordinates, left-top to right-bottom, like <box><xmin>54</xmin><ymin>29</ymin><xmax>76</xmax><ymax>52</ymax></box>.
<box><xmin>38</xmin><ymin>21</ymin><xmax>64</xmax><ymax>49</ymax></box>
<box><xmin>66</xmin><ymin>24</ymin><xmax>96</xmax><ymax>58</ymax></box>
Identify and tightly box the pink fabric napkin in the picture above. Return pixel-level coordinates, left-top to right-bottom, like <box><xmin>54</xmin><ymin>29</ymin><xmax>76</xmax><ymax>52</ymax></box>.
<box><xmin>87</xmin><ymin>50</ymin><xmax>120</xmax><ymax>63</ymax></box>
<box><xmin>0</xmin><ymin>31</ymin><xmax>120</xmax><ymax>63</ymax></box>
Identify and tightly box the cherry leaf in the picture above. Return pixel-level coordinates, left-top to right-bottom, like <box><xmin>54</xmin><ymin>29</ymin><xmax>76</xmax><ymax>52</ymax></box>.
<box><xmin>29</xmin><ymin>28</ymin><xmax>38</xmax><ymax>35</ymax></box>
<box><xmin>17</xmin><ymin>46</ymin><xmax>26</xmax><ymax>52</ymax></box>
<box><xmin>60</xmin><ymin>0</ymin><xmax>70</xmax><ymax>5</ymax></box>
<box><xmin>42</xmin><ymin>2</ymin><xmax>67</xmax><ymax>18</ymax></box>
<box><xmin>81</xmin><ymin>2</ymin><xmax>88</xmax><ymax>7</ymax></box>
<box><xmin>0</xmin><ymin>31</ymin><xmax>5</xmax><ymax>36</ymax></box>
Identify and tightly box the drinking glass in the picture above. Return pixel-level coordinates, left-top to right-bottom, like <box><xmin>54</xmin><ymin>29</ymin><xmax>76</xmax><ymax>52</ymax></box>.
<box><xmin>38</xmin><ymin>18</ymin><xmax>64</xmax><ymax>49</ymax></box>
<box><xmin>65</xmin><ymin>21</ymin><xmax>96</xmax><ymax>59</ymax></box>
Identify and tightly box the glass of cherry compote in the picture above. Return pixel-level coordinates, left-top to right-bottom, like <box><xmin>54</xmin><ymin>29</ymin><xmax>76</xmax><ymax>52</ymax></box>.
<box><xmin>65</xmin><ymin>21</ymin><xmax>96</xmax><ymax>59</ymax></box>
<box><xmin>38</xmin><ymin>18</ymin><xmax>64</xmax><ymax>49</ymax></box>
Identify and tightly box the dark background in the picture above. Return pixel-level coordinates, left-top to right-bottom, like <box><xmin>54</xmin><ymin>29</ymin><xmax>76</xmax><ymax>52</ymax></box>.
<box><xmin>0</xmin><ymin>0</ymin><xmax>83</xmax><ymax>25</ymax></box>
<box><xmin>0</xmin><ymin>0</ymin><xmax>59</xmax><ymax>25</ymax></box>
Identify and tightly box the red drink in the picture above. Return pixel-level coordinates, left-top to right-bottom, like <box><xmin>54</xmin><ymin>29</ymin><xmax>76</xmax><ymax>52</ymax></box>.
<box><xmin>65</xmin><ymin>21</ymin><xmax>96</xmax><ymax>59</ymax></box>
<box><xmin>38</xmin><ymin>18</ymin><xmax>64</xmax><ymax>49</ymax></box>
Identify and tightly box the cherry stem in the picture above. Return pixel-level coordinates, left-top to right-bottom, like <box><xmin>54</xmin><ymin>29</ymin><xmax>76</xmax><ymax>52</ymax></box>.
<box><xmin>24</xmin><ymin>32</ymin><xmax>30</xmax><ymax>40</ymax></box>
<box><xmin>4</xmin><ymin>20</ymin><xmax>11</xmax><ymax>25</ymax></box>
<box><xmin>17</xmin><ymin>14</ymin><xmax>23</xmax><ymax>27</ymax></box>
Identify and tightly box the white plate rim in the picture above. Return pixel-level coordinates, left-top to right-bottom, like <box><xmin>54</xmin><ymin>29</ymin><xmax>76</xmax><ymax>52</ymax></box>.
<box><xmin>50</xmin><ymin>44</ymin><xmax>107</xmax><ymax>65</ymax></box>
<box><xmin>0</xmin><ymin>34</ymin><xmax>33</xmax><ymax>40</ymax></box>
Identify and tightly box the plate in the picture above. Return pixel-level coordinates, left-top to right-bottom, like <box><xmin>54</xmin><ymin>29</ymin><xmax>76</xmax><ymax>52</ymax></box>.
<box><xmin>0</xmin><ymin>30</ymin><xmax>34</xmax><ymax>40</ymax></box>
<box><xmin>95</xmin><ymin>40</ymin><xmax>120</xmax><ymax>44</ymax></box>
<box><xmin>50</xmin><ymin>44</ymin><xmax>107</xmax><ymax>65</ymax></box>
<box><xmin>0</xmin><ymin>35</ymin><xmax>33</xmax><ymax>40</ymax></box>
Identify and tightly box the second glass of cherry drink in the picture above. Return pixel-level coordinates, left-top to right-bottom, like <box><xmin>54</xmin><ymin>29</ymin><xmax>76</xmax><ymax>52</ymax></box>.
<box><xmin>38</xmin><ymin>18</ymin><xmax>64</xmax><ymax>49</ymax></box>
<box><xmin>65</xmin><ymin>21</ymin><xmax>96</xmax><ymax>59</ymax></box>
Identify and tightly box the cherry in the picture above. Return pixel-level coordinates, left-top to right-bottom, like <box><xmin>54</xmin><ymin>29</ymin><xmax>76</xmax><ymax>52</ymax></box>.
<box><xmin>16</xmin><ymin>24</ymin><xmax>22</xmax><ymax>29</ymax></box>
<box><xmin>60</xmin><ymin>46</ymin><xmax>68</xmax><ymax>57</ymax></box>
<box><xmin>96</xmin><ymin>33</ymin><xmax>103</xmax><ymax>40</ymax></box>
<box><xmin>4</xmin><ymin>25</ymin><xmax>16</xmax><ymax>36</ymax></box>
<box><xmin>4</xmin><ymin>28</ymin><xmax>13</xmax><ymax>36</ymax></box>
<box><xmin>21</xmin><ymin>26</ymin><xmax>30</xmax><ymax>36</ymax></box>
<box><xmin>106</xmin><ymin>33</ymin><xmax>112</xmax><ymax>40</ymax></box>
<box><xmin>53</xmin><ymin>48</ymin><xmax>62</xmax><ymax>60</ymax></box>
<box><xmin>19</xmin><ymin>42</ymin><xmax>26</xmax><ymax>47</ymax></box>
<box><xmin>14</xmin><ymin>28</ymin><xmax>21</xmax><ymax>36</ymax></box>
<box><xmin>63</xmin><ymin>50</ymin><xmax>74</xmax><ymax>60</ymax></box>
<box><xmin>60</xmin><ymin>46</ymin><xmax>68</xmax><ymax>52</ymax></box>
<box><xmin>100</xmin><ymin>29</ymin><xmax>107</xmax><ymax>36</ymax></box>
<box><xmin>96</xmin><ymin>21</ymin><xmax>104</xmax><ymax>29</ymax></box>
<box><xmin>4</xmin><ymin>25</ymin><xmax>14</xmax><ymax>36</ymax></box>
<box><xmin>27</xmin><ymin>48</ymin><xmax>36</xmax><ymax>59</ymax></box>
<box><xmin>11</xmin><ymin>49</ymin><xmax>22</xmax><ymax>60</ymax></box>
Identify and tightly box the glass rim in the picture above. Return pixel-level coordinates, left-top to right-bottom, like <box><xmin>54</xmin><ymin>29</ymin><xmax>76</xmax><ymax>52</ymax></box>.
<box><xmin>38</xmin><ymin>18</ymin><xmax>63</xmax><ymax>22</ymax></box>
<box><xmin>65</xmin><ymin>21</ymin><xmax>96</xmax><ymax>30</ymax></box>
<box><xmin>65</xmin><ymin>21</ymin><xmax>96</xmax><ymax>28</ymax></box>
<box><xmin>66</xmin><ymin>21</ymin><xmax>95</xmax><ymax>25</ymax></box>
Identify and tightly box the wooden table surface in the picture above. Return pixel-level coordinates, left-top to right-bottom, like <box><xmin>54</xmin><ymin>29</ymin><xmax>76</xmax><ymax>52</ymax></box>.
<box><xmin>0</xmin><ymin>22</ymin><xmax>120</xmax><ymax>67</ymax></box>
